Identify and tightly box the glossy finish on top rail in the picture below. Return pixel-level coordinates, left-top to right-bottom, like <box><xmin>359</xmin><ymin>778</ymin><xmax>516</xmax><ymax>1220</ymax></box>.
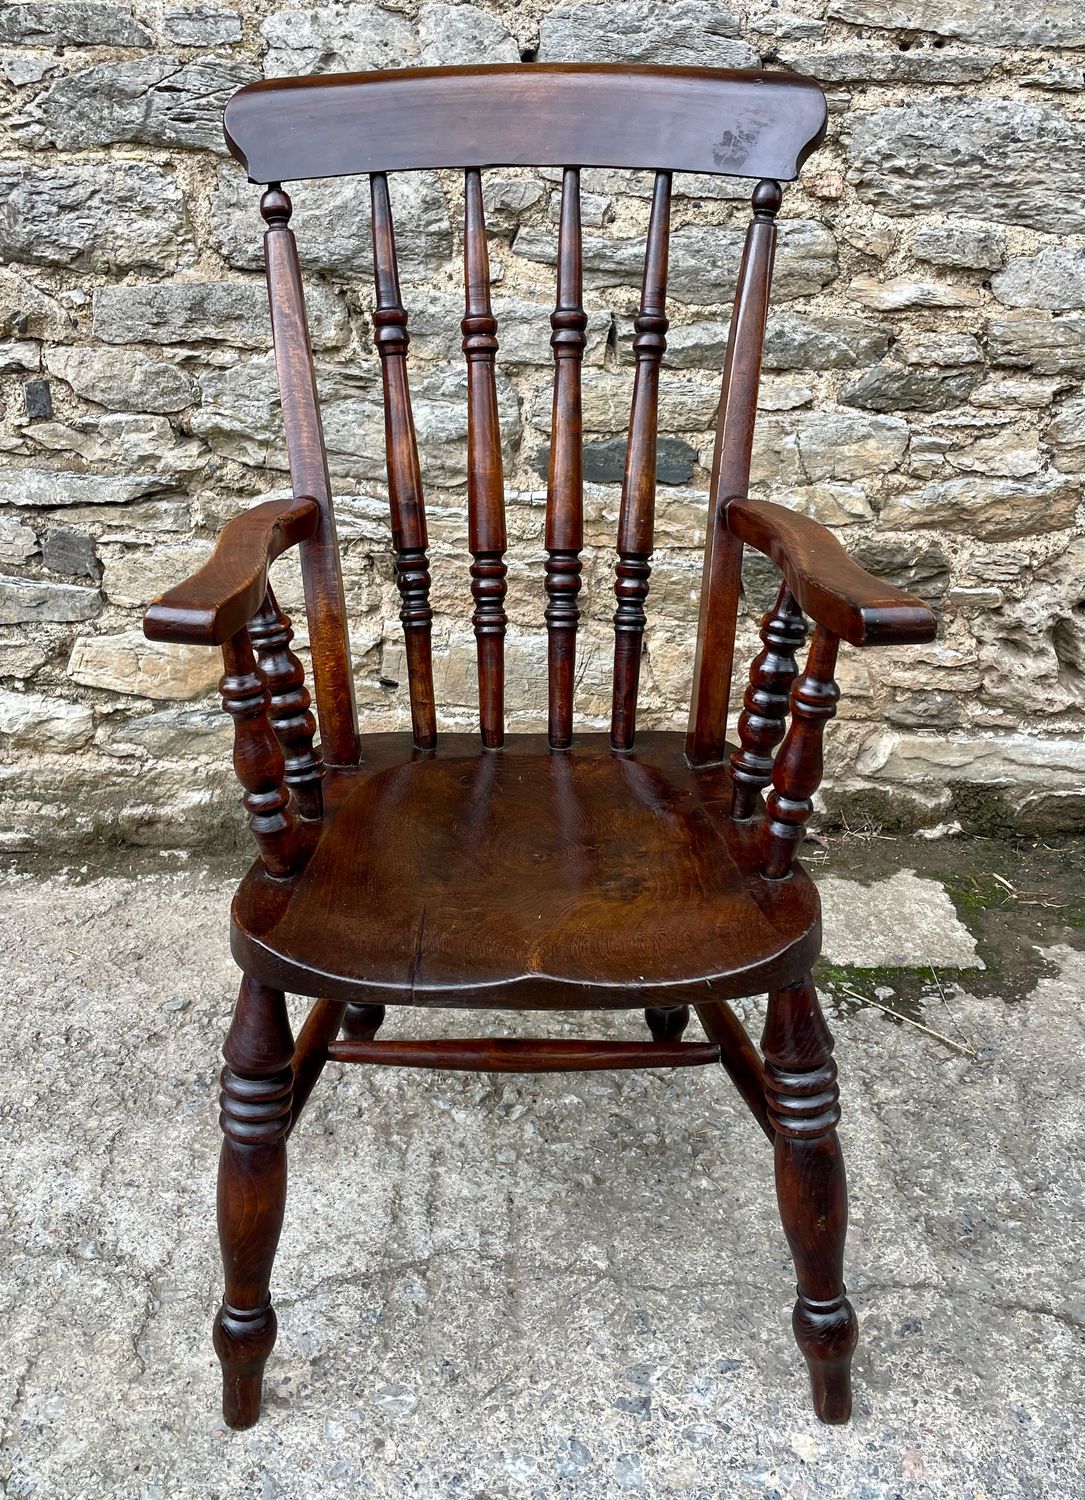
<box><xmin>224</xmin><ymin>63</ymin><xmax>828</xmax><ymax>185</ymax></box>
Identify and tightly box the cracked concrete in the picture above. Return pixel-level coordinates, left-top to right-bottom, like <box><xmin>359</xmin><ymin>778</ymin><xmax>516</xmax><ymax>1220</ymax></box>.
<box><xmin>1</xmin><ymin>845</ymin><xmax>1083</xmax><ymax>1499</ymax></box>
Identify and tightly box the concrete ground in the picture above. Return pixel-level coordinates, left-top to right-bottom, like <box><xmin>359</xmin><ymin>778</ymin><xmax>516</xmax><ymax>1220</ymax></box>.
<box><xmin>2</xmin><ymin>835</ymin><xmax>1083</xmax><ymax>1500</ymax></box>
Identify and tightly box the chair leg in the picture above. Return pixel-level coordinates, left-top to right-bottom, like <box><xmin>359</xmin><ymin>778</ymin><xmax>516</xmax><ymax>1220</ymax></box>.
<box><xmin>762</xmin><ymin>974</ymin><xmax>858</xmax><ymax>1424</ymax></box>
<box><xmin>644</xmin><ymin>1003</ymin><xmax>689</xmax><ymax>1043</ymax></box>
<box><xmin>341</xmin><ymin>1003</ymin><xmax>386</xmax><ymax>1043</ymax></box>
<box><xmin>212</xmin><ymin>976</ymin><xmax>294</xmax><ymax>1430</ymax></box>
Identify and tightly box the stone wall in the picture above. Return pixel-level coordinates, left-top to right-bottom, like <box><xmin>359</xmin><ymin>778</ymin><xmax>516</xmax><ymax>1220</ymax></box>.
<box><xmin>0</xmin><ymin>0</ymin><xmax>1083</xmax><ymax>851</ymax></box>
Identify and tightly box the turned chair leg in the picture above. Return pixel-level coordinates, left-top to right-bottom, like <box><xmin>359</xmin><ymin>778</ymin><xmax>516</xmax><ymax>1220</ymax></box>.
<box><xmin>341</xmin><ymin>1003</ymin><xmax>386</xmax><ymax>1043</ymax></box>
<box><xmin>213</xmin><ymin>976</ymin><xmax>294</xmax><ymax>1429</ymax></box>
<box><xmin>762</xmin><ymin>974</ymin><xmax>858</xmax><ymax>1424</ymax></box>
<box><xmin>644</xmin><ymin>1003</ymin><xmax>689</xmax><ymax>1043</ymax></box>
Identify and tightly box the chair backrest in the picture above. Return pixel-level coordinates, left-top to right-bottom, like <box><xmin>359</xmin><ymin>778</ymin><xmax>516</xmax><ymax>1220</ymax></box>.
<box><xmin>224</xmin><ymin>63</ymin><xmax>828</xmax><ymax>768</ymax></box>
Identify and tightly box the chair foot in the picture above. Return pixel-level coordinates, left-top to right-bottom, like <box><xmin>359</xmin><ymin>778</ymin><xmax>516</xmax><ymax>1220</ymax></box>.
<box><xmin>213</xmin><ymin>1300</ymin><xmax>278</xmax><ymax>1430</ymax></box>
<box><xmin>644</xmin><ymin>1003</ymin><xmax>689</xmax><ymax>1043</ymax></box>
<box><xmin>763</xmin><ymin>974</ymin><xmax>858</xmax><ymax>1425</ymax></box>
<box><xmin>793</xmin><ymin>1293</ymin><xmax>858</xmax><ymax>1424</ymax></box>
<box><xmin>342</xmin><ymin>1003</ymin><xmax>386</xmax><ymax>1043</ymax></box>
<box><xmin>214</xmin><ymin>976</ymin><xmax>293</xmax><ymax>1430</ymax></box>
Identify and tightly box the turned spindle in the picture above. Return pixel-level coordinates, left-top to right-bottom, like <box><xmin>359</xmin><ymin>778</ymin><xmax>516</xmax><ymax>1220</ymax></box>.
<box><xmin>762</xmin><ymin>626</ymin><xmax>840</xmax><ymax>879</ymax></box>
<box><xmin>730</xmin><ymin>583</ymin><xmax>807</xmax><ymax>820</ymax></box>
<box><xmin>248</xmin><ymin>585</ymin><xmax>323</xmax><ymax>820</ymax></box>
<box><xmin>220</xmin><ymin>628</ymin><xmax>301</xmax><ymax>878</ymax></box>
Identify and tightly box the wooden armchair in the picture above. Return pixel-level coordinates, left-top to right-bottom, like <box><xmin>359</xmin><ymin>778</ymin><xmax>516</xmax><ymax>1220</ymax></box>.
<box><xmin>143</xmin><ymin>64</ymin><xmax>937</xmax><ymax>1433</ymax></box>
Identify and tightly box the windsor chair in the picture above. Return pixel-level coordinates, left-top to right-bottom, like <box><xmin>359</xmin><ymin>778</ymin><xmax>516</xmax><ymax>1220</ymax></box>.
<box><xmin>143</xmin><ymin>63</ymin><xmax>937</xmax><ymax>1433</ymax></box>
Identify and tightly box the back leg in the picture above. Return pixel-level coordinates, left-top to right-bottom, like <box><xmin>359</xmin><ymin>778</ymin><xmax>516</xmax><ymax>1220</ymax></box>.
<box><xmin>644</xmin><ymin>1003</ymin><xmax>689</xmax><ymax>1043</ymax></box>
<box><xmin>342</xmin><ymin>1003</ymin><xmax>386</xmax><ymax>1043</ymax></box>
<box><xmin>762</xmin><ymin>974</ymin><xmax>857</xmax><ymax>1423</ymax></box>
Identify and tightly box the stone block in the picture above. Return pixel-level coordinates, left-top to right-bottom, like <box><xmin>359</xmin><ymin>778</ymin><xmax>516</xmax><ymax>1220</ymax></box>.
<box><xmin>0</xmin><ymin>575</ymin><xmax>102</xmax><ymax>624</ymax></box>
<box><xmin>50</xmin><ymin>347</ymin><xmax>194</xmax><ymax>415</ymax></box>
<box><xmin>536</xmin><ymin>1</ymin><xmax>757</xmax><ymax>67</ymax></box>
<box><xmin>0</xmin><ymin>687</ymin><xmax>94</xmax><ymax>751</ymax></box>
<box><xmin>68</xmin><ymin>630</ymin><xmax>220</xmax><ymax>700</ymax></box>
<box><xmin>92</xmin><ymin>281</ymin><xmax>349</xmax><ymax>349</ymax></box>
<box><xmin>0</xmin><ymin>163</ymin><xmax>186</xmax><ymax>273</ymax></box>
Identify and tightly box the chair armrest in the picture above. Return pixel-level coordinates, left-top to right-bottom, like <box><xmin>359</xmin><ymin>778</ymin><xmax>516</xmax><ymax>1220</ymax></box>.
<box><xmin>725</xmin><ymin>496</ymin><xmax>937</xmax><ymax>647</ymax></box>
<box><xmin>142</xmin><ymin>496</ymin><xmax>319</xmax><ymax>646</ymax></box>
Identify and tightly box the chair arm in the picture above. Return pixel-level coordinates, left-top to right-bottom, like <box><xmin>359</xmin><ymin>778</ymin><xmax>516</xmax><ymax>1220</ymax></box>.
<box><xmin>725</xmin><ymin>496</ymin><xmax>937</xmax><ymax>647</ymax></box>
<box><xmin>142</xmin><ymin>496</ymin><xmax>319</xmax><ymax>646</ymax></box>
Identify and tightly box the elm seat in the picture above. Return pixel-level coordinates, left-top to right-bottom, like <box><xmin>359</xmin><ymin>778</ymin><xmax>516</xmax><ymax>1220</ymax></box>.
<box><xmin>231</xmin><ymin>732</ymin><xmax>822</xmax><ymax>1006</ymax></box>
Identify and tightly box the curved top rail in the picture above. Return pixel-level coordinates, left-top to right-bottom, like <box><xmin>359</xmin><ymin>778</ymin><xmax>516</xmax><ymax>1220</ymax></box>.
<box><xmin>224</xmin><ymin>63</ymin><xmax>827</xmax><ymax>186</ymax></box>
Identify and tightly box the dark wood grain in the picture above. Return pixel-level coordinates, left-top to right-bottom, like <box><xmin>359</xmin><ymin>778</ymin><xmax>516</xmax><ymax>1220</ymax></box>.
<box><xmin>371</xmin><ymin>170</ymin><xmax>437</xmax><ymax>749</ymax></box>
<box><xmin>225</xmin><ymin>65</ymin><xmax>828</xmax><ymax>186</ymax></box>
<box><xmin>230</xmin><ymin>732</ymin><xmax>821</xmax><ymax>1006</ymax></box>
<box><xmin>763</xmin><ymin>975</ymin><xmax>857</xmax><ymax>1423</ymax></box>
<box><xmin>727</xmin><ymin>497</ymin><xmax>938</xmax><ymax>647</ymax></box>
<box><xmin>544</xmin><ymin>167</ymin><xmax>586</xmax><ymax>750</ymax></box>
<box><xmin>143</xmin><ymin>496</ymin><xmax>317</xmax><ymax>646</ymax></box>
<box><xmin>730</xmin><ymin>582</ymin><xmax>806</xmax><ymax>820</ymax></box>
<box><xmin>462</xmin><ymin>168</ymin><xmax>508</xmax><ymax>749</ymax></box>
<box><xmin>213</xmin><ymin>977</ymin><xmax>293</xmax><ymax>1429</ymax></box>
<box><xmin>262</xmin><ymin>186</ymin><xmax>359</xmax><ymax>766</ymax></box>
<box><xmin>686</xmin><ymin>179</ymin><xmax>781</xmax><ymax>768</ymax></box>
<box><xmin>327</xmin><ymin>1037</ymin><xmax>720</xmax><ymax>1071</ymax></box>
<box><xmin>611</xmin><ymin>171</ymin><xmax>670</xmax><ymax>752</ymax></box>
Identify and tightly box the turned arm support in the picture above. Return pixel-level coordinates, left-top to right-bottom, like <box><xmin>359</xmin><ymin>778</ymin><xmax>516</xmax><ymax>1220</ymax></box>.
<box><xmin>143</xmin><ymin>496</ymin><xmax>319</xmax><ymax>646</ymax></box>
<box><xmin>725</xmin><ymin>497</ymin><xmax>937</xmax><ymax>648</ymax></box>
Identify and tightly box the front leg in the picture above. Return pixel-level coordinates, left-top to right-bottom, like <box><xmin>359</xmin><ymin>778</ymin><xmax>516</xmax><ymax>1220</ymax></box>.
<box><xmin>762</xmin><ymin>975</ymin><xmax>857</xmax><ymax>1423</ymax></box>
<box><xmin>213</xmin><ymin>976</ymin><xmax>293</xmax><ymax>1429</ymax></box>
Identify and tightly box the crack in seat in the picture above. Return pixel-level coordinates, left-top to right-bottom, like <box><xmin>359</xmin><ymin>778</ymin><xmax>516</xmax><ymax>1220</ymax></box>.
<box><xmin>231</xmin><ymin>732</ymin><xmax>822</xmax><ymax>1007</ymax></box>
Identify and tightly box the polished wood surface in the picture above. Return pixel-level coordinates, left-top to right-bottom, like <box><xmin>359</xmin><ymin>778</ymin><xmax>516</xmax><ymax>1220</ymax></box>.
<box><xmin>230</xmin><ymin>732</ymin><xmax>822</xmax><ymax>1006</ymax></box>
<box><xmin>127</xmin><ymin>60</ymin><xmax>959</xmax><ymax>1432</ymax></box>
<box><xmin>224</xmin><ymin>64</ymin><xmax>828</xmax><ymax>185</ymax></box>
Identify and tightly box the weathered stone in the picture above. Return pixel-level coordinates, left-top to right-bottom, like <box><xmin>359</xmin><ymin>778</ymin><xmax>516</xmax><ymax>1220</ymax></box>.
<box><xmin>780</xmin><ymin>45</ymin><xmax>993</xmax><ymax>84</ymax></box>
<box><xmin>849</xmin><ymin>100</ymin><xmax>1085</xmax><ymax>233</ymax></box>
<box><xmin>751</xmin><ymin>411</ymin><xmax>909</xmax><ymax>485</ymax></box>
<box><xmin>912</xmin><ymin>222</ymin><xmax>1005</xmax><ymax>272</ymax></box>
<box><xmin>163</xmin><ymin>5</ymin><xmax>242</xmax><ymax>45</ymax></box>
<box><xmin>482</xmin><ymin>177</ymin><xmax>545</xmax><ymax>232</ymax></box>
<box><xmin>15</xmin><ymin>55</ymin><xmax>259</xmax><ymax>152</ymax></box>
<box><xmin>23</xmin><ymin>380</ymin><xmax>52</xmax><ymax>420</ymax></box>
<box><xmin>987</xmin><ymin>315</ymin><xmax>1085</xmax><ymax>377</ymax></box>
<box><xmin>29</xmin><ymin>415</ymin><xmax>208</xmax><ymax>481</ymax></box>
<box><xmin>882</xmin><ymin>475</ymin><xmax>1079</xmax><ymax>539</ymax></box>
<box><xmin>92</xmin><ymin>281</ymin><xmax>349</xmax><ymax>349</ymax></box>
<box><xmin>0</xmin><ymin>51</ymin><xmax>54</xmax><ymax>86</ymax></box>
<box><xmin>827</xmin><ymin>0</ymin><xmax>1085</xmax><ymax>49</ymax></box>
<box><xmin>842</xmin><ymin>362</ymin><xmax>978</xmax><ymax>413</ymax></box>
<box><xmin>537</xmin><ymin>1</ymin><xmax>757</xmax><ymax>67</ymax></box>
<box><xmin>0</xmin><ymin>163</ymin><xmax>186</xmax><ymax>274</ymax></box>
<box><xmin>261</xmin><ymin>3</ymin><xmax>419</xmax><ymax>75</ymax></box>
<box><xmin>944</xmin><ymin>433</ymin><xmax>1043</xmax><ymax>479</ymax></box>
<box><xmin>0</xmin><ymin>2</ymin><xmax>151</xmax><ymax>46</ymax></box>
<box><xmin>849</xmin><ymin>536</ymin><xmax>952</xmax><ymax>602</ymax></box>
<box><xmin>42</xmin><ymin>528</ymin><xmax>100</xmax><ymax>580</ymax></box>
<box><xmin>0</xmin><ymin>469</ymin><xmax>177</xmax><ymax>509</ymax></box>
<box><xmin>0</xmin><ymin>575</ymin><xmax>102</xmax><ymax>625</ymax></box>
<box><xmin>552</xmin><ymin>371</ymin><xmax>719</xmax><ymax>434</ymax></box>
<box><xmin>515</xmin><ymin>221</ymin><xmax>837</xmax><ymax>304</ymax></box>
<box><xmin>897</xmin><ymin>333</ymin><xmax>983</xmax><ymax>367</ymax></box>
<box><xmin>60</xmin><ymin>500</ymin><xmax>191</xmax><ymax>537</ymax></box>
<box><xmin>392</xmin><ymin>292</ymin><xmax>610</xmax><ymax>368</ymax></box>
<box><xmin>992</xmin><ymin>250</ymin><xmax>1085</xmax><ymax>312</ymax></box>
<box><xmin>211</xmin><ymin>168</ymin><xmax>452</xmax><ymax>279</ymax></box>
<box><xmin>0</xmin><ymin>517</ymin><xmax>36</xmax><ymax>565</ymax></box>
<box><xmin>49</xmin><ymin>347</ymin><xmax>194</xmax><ymax>415</ymax></box>
<box><xmin>193</xmin><ymin>352</ymin><xmax>520</xmax><ymax>486</ymax></box>
<box><xmin>103</xmin><ymin>542</ymin><xmax>212</xmax><ymax>608</ymax></box>
<box><xmin>0</xmin><ymin>268</ymin><xmax>75</xmax><ymax>342</ymax></box>
<box><xmin>0</xmin><ymin>340</ymin><xmax>39</xmax><ymax>374</ymax></box>
<box><xmin>850</xmin><ymin>275</ymin><xmax>982</xmax><ymax>312</ymax></box>
<box><xmin>417</xmin><ymin>3</ymin><xmax>518</xmax><ymax>64</ymax></box>
<box><xmin>774</xmin><ymin>482</ymin><xmax>875</xmax><ymax>525</ymax></box>
<box><xmin>1049</xmin><ymin>393</ymin><xmax>1085</xmax><ymax>474</ymax></box>
<box><xmin>970</xmin><ymin>538</ymin><xmax>1085</xmax><ymax>717</ymax></box>
<box><xmin>757</xmin><ymin>376</ymin><xmax>814</xmax><ymax>411</ymax></box>
<box><xmin>750</xmin><ymin>10</ymin><xmax>826</xmax><ymax>38</ymax></box>
<box><xmin>1019</xmin><ymin>60</ymin><xmax>1085</xmax><ymax>90</ymax></box>
<box><xmin>970</xmin><ymin>379</ymin><xmax>1066</xmax><ymax>410</ymax></box>
<box><xmin>764</xmin><ymin>313</ymin><xmax>890</xmax><ymax>371</ymax></box>
<box><xmin>103</xmin><ymin>705</ymin><xmax>232</xmax><ymax>759</ymax></box>
<box><xmin>0</xmin><ymin>687</ymin><xmax>94</xmax><ymax>752</ymax></box>
<box><xmin>534</xmin><ymin>437</ymin><xmax>697</xmax><ymax>487</ymax></box>
<box><xmin>68</xmin><ymin>630</ymin><xmax>220</xmax><ymax>700</ymax></box>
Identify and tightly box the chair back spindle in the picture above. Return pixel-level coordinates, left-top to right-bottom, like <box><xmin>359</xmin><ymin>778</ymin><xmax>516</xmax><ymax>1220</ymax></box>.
<box><xmin>686</xmin><ymin>179</ymin><xmax>782</xmax><ymax>768</ymax></box>
<box><xmin>610</xmin><ymin>170</ymin><xmax>671</xmax><ymax>752</ymax></box>
<box><xmin>370</xmin><ymin>171</ymin><xmax>438</xmax><ymax>749</ymax></box>
<box><xmin>248</xmin><ymin>583</ymin><xmax>324</xmax><ymax>819</ymax></box>
<box><xmin>544</xmin><ymin>167</ymin><xmax>587</xmax><ymax>750</ymax></box>
<box><xmin>461</xmin><ymin>168</ymin><xmax>509</xmax><ymax>749</ymax></box>
<box><xmin>261</xmin><ymin>187</ymin><xmax>359</xmax><ymax>766</ymax></box>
